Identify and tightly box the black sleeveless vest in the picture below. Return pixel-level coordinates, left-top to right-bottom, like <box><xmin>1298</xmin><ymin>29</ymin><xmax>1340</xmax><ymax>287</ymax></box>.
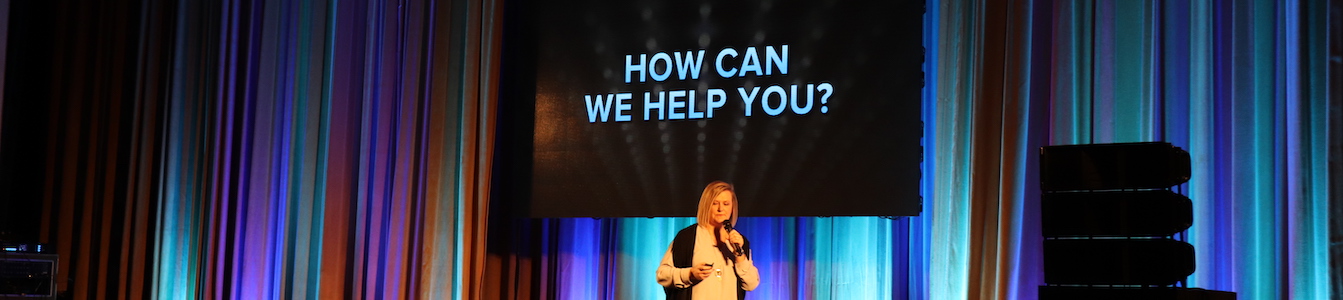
<box><xmin>663</xmin><ymin>224</ymin><xmax>752</xmax><ymax>300</ymax></box>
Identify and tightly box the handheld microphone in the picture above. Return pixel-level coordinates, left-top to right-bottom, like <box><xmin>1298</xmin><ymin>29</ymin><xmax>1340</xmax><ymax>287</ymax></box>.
<box><xmin>722</xmin><ymin>220</ymin><xmax>743</xmax><ymax>256</ymax></box>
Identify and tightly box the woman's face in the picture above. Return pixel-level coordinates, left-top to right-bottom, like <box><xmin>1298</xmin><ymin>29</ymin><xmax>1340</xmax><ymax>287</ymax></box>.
<box><xmin>710</xmin><ymin>191</ymin><xmax>734</xmax><ymax>226</ymax></box>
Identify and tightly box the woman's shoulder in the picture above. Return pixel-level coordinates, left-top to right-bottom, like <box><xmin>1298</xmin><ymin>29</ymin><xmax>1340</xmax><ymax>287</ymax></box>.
<box><xmin>674</xmin><ymin>224</ymin><xmax>699</xmax><ymax>240</ymax></box>
<box><xmin>680</xmin><ymin>224</ymin><xmax>699</xmax><ymax>232</ymax></box>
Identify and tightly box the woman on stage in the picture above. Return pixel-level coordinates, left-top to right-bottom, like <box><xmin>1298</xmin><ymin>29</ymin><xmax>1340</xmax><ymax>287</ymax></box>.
<box><xmin>656</xmin><ymin>181</ymin><xmax>760</xmax><ymax>299</ymax></box>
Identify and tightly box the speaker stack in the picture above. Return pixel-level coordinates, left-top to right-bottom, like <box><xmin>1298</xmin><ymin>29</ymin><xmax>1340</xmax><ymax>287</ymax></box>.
<box><xmin>1039</xmin><ymin>142</ymin><xmax>1235</xmax><ymax>300</ymax></box>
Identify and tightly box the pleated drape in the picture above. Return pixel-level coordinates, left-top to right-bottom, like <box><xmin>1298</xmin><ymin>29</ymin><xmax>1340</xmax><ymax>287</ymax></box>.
<box><xmin>940</xmin><ymin>0</ymin><xmax>1332</xmax><ymax>299</ymax></box>
<box><xmin>10</xmin><ymin>0</ymin><xmax>501</xmax><ymax>299</ymax></box>
<box><xmin>153</xmin><ymin>0</ymin><xmax>502</xmax><ymax>299</ymax></box>
<box><xmin>2</xmin><ymin>1</ymin><xmax>173</xmax><ymax>299</ymax></box>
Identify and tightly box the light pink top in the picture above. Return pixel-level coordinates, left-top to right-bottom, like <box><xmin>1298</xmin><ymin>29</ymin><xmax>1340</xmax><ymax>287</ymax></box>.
<box><xmin>656</xmin><ymin>226</ymin><xmax>760</xmax><ymax>299</ymax></box>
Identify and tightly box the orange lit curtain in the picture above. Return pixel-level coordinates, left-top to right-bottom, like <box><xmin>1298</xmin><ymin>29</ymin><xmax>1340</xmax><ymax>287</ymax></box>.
<box><xmin>3</xmin><ymin>0</ymin><xmax>174</xmax><ymax>299</ymax></box>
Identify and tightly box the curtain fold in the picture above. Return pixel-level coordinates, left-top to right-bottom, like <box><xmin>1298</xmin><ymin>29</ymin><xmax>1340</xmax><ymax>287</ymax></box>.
<box><xmin>1037</xmin><ymin>0</ymin><xmax>1331</xmax><ymax>299</ymax></box>
<box><xmin>10</xmin><ymin>0</ymin><xmax>498</xmax><ymax>299</ymax></box>
<box><xmin>153</xmin><ymin>0</ymin><xmax>501</xmax><ymax>298</ymax></box>
<box><xmin>153</xmin><ymin>0</ymin><xmax>502</xmax><ymax>298</ymax></box>
<box><xmin>2</xmin><ymin>1</ymin><xmax>174</xmax><ymax>299</ymax></box>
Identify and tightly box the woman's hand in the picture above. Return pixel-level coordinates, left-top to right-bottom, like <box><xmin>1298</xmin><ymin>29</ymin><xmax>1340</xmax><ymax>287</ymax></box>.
<box><xmin>722</xmin><ymin>229</ymin><xmax>747</xmax><ymax>263</ymax></box>
<box><xmin>690</xmin><ymin>263</ymin><xmax>714</xmax><ymax>282</ymax></box>
<box><xmin>726</xmin><ymin>230</ymin><xmax>744</xmax><ymax>250</ymax></box>
<box><xmin>718</xmin><ymin>227</ymin><xmax>741</xmax><ymax>245</ymax></box>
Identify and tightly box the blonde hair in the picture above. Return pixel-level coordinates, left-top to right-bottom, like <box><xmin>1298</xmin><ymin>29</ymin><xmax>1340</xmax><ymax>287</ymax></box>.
<box><xmin>696</xmin><ymin>181</ymin><xmax>738</xmax><ymax>227</ymax></box>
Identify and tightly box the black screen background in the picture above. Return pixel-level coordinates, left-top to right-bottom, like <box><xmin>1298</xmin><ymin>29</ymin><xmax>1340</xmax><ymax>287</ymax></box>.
<box><xmin>505</xmin><ymin>0</ymin><xmax>925</xmax><ymax>218</ymax></box>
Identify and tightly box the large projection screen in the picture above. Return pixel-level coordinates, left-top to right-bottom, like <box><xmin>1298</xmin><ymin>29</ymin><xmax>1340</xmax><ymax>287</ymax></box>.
<box><xmin>506</xmin><ymin>0</ymin><xmax>924</xmax><ymax>218</ymax></box>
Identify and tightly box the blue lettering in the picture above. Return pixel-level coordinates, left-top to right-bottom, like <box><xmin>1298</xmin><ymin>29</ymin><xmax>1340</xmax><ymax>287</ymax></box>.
<box><xmin>650</xmin><ymin>52</ymin><xmax>673</xmax><ymax>82</ymax></box>
<box><xmin>716</xmin><ymin>48</ymin><xmax>738</xmax><ymax>78</ymax></box>
<box><xmin>706</xmin><ymin>89</ymin><xmax>727</xmax><ymax>118</ymax></box>
<box><xmin>687</xmin><ymin>90</ymin><xmax>704</xmax><ymax>119</ymax></box>
<box><xmin>625</xmin><ymin>54</ymin><xmax>647</xmax><ymax>83</ymax></box>
<box><xmin>615</xmin><ymin>93</ymin><xmax>633</xmax><ymax>121</ymax></box>
<box><xmin>585</xmin><ymin>94</ymin><xmax>615</xmax><ymax>122</ymax></box>
<box><xmin>644</xmin><ymin>91</ymin><xmax>666</xmax><ymax>120</ymax></box>
<box><xmin>668</xmin><ymin>90</ymin><xmax>687</xmax><ymax>120</ymax></box>
<box><xmin>738</xmin><ymin>47</ymin><xmax>762</xmax><ymax>77</ymax></box>
<box><xmin>675</xmin><ymin>50</ymin><xmax>706</xmax><ymax>80</ymax></box>
<box><xmin>765</xmin><ymin>45</ymin><xmax>788</xmax><ymax>75</ymax></box>
<box><xmin>793</xmin><ymin>84</ymin><xmax>813</xmax><ymax>114</ymax></box>
<box><xmin>737</xmin><ymin>87</ymin><xmax>760</xmax><ymax>117</ymax></box>
<box><xmin>762</xmin><ymin>85</ymin><xmax>787</xmax><ymax>116</ymax></box>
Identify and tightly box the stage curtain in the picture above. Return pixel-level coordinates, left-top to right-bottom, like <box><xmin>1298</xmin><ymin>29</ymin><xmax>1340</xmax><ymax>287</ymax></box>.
<box><xmin>13</xmin><ymin>0</ymin><xmax>501</xmax><ymax>299</ymax></box>
<box><xmin>933</xmin><ymin>1</ymin><xmax>1333</xmax><ymax>299</ymax></box>
<box><xmin>1050</xmin><ymin>0</ymin><xmax>1329</xmax><ymax>298</ymax></box>
<box><xmin>5</xmin><ymin>0</ymin><xmax>1332</xmax><ymax>299</ymax></box>
<box><xmin>151</xmin><ymin>0</ymin><xmax>502</xmax><ymax>299</ymax></box>
<box><xmin>942</xmin><ymin>0</ymin><xmax>1331</xmax><ymax>299</ymax></box>
<box><xmin>3</xmin><ymin>0</ymin><xmax>177</xmax><ymax>299</ymax></box>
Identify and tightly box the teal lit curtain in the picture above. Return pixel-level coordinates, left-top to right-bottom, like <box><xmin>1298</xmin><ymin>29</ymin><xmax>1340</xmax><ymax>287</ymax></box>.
<box><xmin>935</xmin><ymin>0</ymin><xmax>1050</xmax><ymax>298</ymax></box>
<box><xmin>1043</xmin><ymin>0</ymin><xmax>1331</xmax><ymax>299</ymax></box>
<box><xmin>930</xmin><ymin>0</ymin><xmax>976</xmax><ymax>298</ymax></box>
<box><xmin>930</xmin><ymin>0</ymin><xmax>1331</xmax><ymax>299</ymax></box>
<box><xmin>1031</xmin><ymin>0</ymin><xmax>1326</xmax><ymax>295</ymax></box>
<box><xmin>937</xmin><ymin>0</ymin><xmax>1331</xmax><ymax>298</ymax></box>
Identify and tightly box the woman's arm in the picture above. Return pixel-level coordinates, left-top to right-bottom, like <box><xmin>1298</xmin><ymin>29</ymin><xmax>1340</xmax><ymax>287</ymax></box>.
<box><xmin>731</xmin><ymin>233</ymin><xmax>760</xmax><ymax>291</ymax></box>
<box><xmin>734</xmin><ymin>253</ymin><xmax>760</xmax><ymax>290</ymax></box>
<box><xmin>656</xmin><ymin>244</ymin><xmax>695</xmax><ymax>288</ymax></box>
